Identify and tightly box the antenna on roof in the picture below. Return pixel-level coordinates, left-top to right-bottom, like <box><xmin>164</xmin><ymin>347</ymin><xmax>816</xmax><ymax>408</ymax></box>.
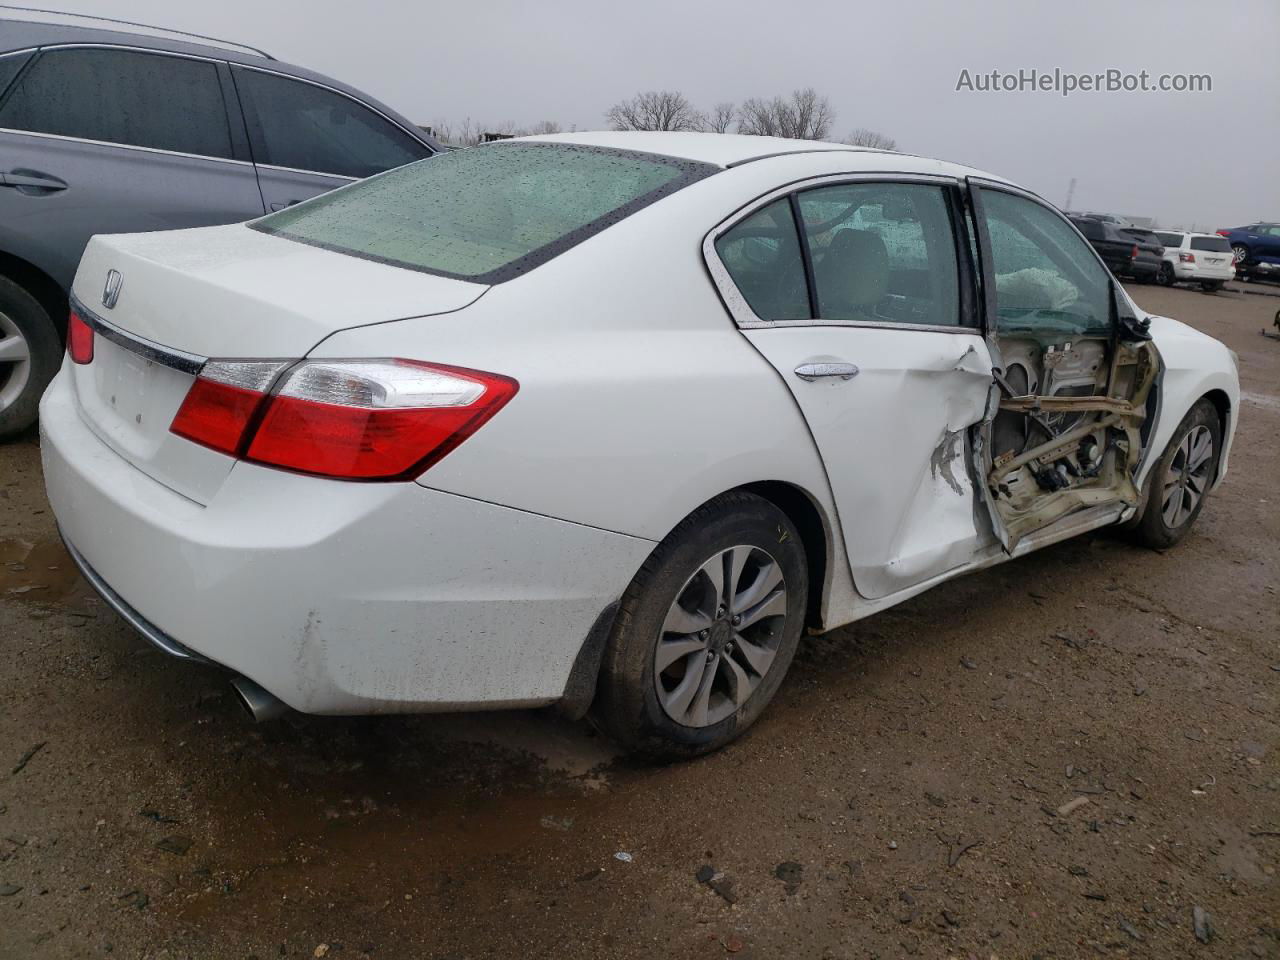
<box><xmin>0</xmin><ymin>4</ymin><xmax>275</xmax><ymax>59</ymax></box>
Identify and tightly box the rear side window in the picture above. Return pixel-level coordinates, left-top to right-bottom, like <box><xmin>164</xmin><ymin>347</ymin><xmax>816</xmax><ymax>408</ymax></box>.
<box><xmin>233</xmin><ymin>67</ymin><xmax>426</xmax><ymax>179</ymax></box>
<box><xmin>1156</xmin><ymin>232</ymin><xmax>1185</xmax><ymax>247</ymax></box>
<box><xmin>1190</xmin><ymin>236</ymin><xmax>1231</xmax><ymax>252</ymax></box>
<box><xmin>1072</xmin><ymin>219</ymin><xmax>1104</xmax><ymax>240</ymax></box>
<box><xmin>0</xmin><ymin>48</ymin><xmax>232</xmax><ymax>158</ymax></box>
<box><xmin>254</xmin><ymin>142</ymin><xmax>715</xmax><ymax>282</ymax></box>
<box><xmin>796</xmin><ymin>183</ymin><xmax>961</xmax><ymax>326</ymax></box>
<box><xmin>714</xmin><ymin>199</ymin><xmax>810</xmax><ymax>321</ymax></box>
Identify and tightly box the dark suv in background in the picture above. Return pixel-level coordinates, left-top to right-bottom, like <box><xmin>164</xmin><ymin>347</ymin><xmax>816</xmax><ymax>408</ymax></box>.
<box><xmin>1069</xmin><ymin>216</ymin><xmax>1161</xmax><ymax>284</ymax></box>
<box><xmin>0</xmin><ymin>13</ymin><xmax>440</xmax><ymax>436</ymax></box>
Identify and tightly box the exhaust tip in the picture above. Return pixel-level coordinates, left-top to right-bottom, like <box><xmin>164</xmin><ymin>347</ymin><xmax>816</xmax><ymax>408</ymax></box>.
<box><xmin>230</xmin><ymin>676</ymin><xmax>289</xmax><ymax>723</ymax></box>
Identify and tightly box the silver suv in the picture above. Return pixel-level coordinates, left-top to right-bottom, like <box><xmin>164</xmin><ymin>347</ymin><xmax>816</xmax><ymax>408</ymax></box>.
<box><xmin>0</xmin><ymin>12</ymin><xmax>440</xmax><ymax>436</ymax></box>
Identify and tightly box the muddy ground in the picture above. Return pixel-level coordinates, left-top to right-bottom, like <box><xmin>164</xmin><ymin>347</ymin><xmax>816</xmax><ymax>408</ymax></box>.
<box><xmin>1</xmin><ymin>282</ymin><xmax>1277</xmax><ymax>960</ymax></box>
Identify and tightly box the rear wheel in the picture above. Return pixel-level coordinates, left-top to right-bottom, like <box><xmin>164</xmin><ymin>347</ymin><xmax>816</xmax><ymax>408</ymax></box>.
<box><xmin>0</xmin><ymin>276</ymin><xmax>61</xmax><ymax>439</ymax></box>
<box><xmin>1156</xmin><ymin>263</ymin><xmax>1175</xmax><ymax>286</ymax></box>
<box><xmin>1132</xmin><ymin>399</ymin><xmax>1220</xmax><ymax>549</ymax></box>
<box><xmin>1231</xmin><ymin>243</ymin><xmax>1249</xmax><ymax>265</ymax></box>
<box><xmin>592</xmin><ymin>492</ymin><xmax>807</xmax><ymax>759</ymax></box>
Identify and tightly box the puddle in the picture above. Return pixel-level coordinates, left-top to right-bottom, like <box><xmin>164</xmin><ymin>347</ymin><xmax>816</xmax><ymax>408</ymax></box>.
<box><xmin>0</xmin><ymin>537</ymin><xmax>93</xmax><ymax>607</ymax></box>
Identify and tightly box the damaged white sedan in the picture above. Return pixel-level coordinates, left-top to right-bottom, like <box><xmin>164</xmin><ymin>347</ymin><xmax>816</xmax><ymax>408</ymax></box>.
<box><xmin>41</xmin><ymin>132</ymin><xmax>1238</xmax><ymax>757</ymax></box>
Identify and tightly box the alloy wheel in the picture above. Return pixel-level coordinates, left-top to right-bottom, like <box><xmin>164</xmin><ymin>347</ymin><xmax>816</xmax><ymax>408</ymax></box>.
<box><xmin>1232</xmin><ymin>244</ymin><xmax>1248</xmax><ymax>264</ymax></box>
<box><xmin>1161</xmin><ymin>424</ymin><xmax>1213</xmax><ymax>528</ymax></box>
<box><xmin>0</xmin><ymin>309</ymin><xmax>33</xmax><ymax>412</ymax></box>
<box><xmin>653</xmin><ymin>544</ymin><xmax>787</xmax><ymax>728</ymax></box>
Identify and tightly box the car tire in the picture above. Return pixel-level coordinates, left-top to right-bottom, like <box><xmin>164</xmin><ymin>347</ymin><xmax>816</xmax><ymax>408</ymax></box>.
<box><xmin>1131</xmin><ymin>399</ymin><xmax>1220</xmax><ymax>550</ymax></box>
<box><xmin>1156</xmin><ymin>263</ymin><xmax>1174</xmax><ymax>286</ymax></box>
<box><xmin>0</xmin><ymin>276</ymin><xmax>61</xmax><ymax>439</ymax></box>
<box><xmin>1200</xmin><ymin>281</ymin><xmax>1224</xmax><ymax>292</ymax></box>
<box><xmin>1231</xmin><ymin>243</ymin><xmax>1249</xmax><ymax>265</ymax></box>
<box><xmin>592</xmin><ymin>491</ymin><xmax>808</xmax><ymax>759</ymax></box>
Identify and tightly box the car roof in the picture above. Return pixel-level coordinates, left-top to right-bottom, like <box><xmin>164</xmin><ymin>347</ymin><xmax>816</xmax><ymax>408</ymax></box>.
<box><xmin>522</xmin><ymin>130</ymin><xmax>1010</xmax><ymax>183</ymax></box>
<box><xmin>0</xmin><ymin>15</ymin><xmax>438</xmax><ymax>148</ymax></box>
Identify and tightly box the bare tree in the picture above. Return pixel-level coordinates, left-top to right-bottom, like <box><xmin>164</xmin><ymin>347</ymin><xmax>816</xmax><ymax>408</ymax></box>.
<box><xmin>702</xmin><ymin>101</ymin><xmax>737</xmax><ymax>134</ymax></box>
<box><xmin>736</xmin><ymin>88</ymin><xmax>835</xmax><ymax>140</ymax></box>
<box><xmin>606</xmin><ymin>90</ymin><xmax>703</xmax><ymax>132</ymax></box>
<box><xmin>525</xmin><ymin>120</ymin><xmax>563</xmax><ymax>136</ymax></box>
<box><xmin>844</xmin><ymin>128</ymin><xmax>898</xmax><ymax>150</ymax></box>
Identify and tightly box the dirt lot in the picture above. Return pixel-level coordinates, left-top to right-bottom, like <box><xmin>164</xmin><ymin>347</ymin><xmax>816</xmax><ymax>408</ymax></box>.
<box><xmin>1</xmin><ymin>283</ymin><xmax>1277</xmax><ymax>960</ymax></box>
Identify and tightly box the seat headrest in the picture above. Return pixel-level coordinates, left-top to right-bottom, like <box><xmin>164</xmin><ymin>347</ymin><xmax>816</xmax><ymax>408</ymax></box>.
<box><xmin>818</xmin><ymin>228</ymin><xmax>890</xmax><ymax>317</ymax></box>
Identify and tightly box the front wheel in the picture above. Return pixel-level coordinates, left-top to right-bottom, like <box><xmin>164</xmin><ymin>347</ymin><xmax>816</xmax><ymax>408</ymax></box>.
<box><xmin>1132</xmin><ymin>399</ymin><xmax>1221</xmax><ymax>549</ymax></box>
<box><xmin>592</xmin><ymin>492</ymin><xmax>808</xmax><ymax>759</ymax></box>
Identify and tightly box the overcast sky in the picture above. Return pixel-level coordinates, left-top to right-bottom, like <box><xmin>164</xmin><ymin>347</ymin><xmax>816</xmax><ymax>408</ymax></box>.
<box><xmin>52</xmin><ymin>0</ymin><xmax>1280</xmax><ymax>229</ymax></box>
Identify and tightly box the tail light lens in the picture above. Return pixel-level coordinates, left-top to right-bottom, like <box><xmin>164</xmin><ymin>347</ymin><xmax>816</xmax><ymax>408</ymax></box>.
<box><xmin>1130</xmin><ymin>244</ymin><xmax>1139</xmax><ymax>260</ymax></box>
<box><xmin>1180</xmin><ymin>252</ymin><xmax>1196</xmax><ymax>263</ymax></box>
<box><xmin>1216</xmin><ymin>229</ymin><xmax>1229</xmax><ymax>237</ymax></box>
<box><xmin>67</xmin><ymin>310</ymin><xmax>94</xmax><ymax>364</ymax></box>
<box><xmin>170</xmin><ymin>359</ymin><xmax>517</xmax><ymax>481</ymax></box>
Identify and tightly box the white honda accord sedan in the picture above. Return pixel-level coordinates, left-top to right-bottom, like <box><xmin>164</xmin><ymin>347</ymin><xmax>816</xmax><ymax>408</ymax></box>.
<box><xmin>41</xmin><ymin>132</ymin><xmax>1238</xmax><ymax>757</ymax></box>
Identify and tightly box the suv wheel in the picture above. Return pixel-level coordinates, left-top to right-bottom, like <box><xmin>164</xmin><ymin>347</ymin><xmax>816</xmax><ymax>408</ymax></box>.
<box><xmin>1156</xmin><ymin>263</ymin><xmax>1175</xmax><ymax>286</ymax></box>
<box><xmin>0</xmin><ymin>277</ymin><xmax>61</xmax><ymax>438</ymax></box>
<box><xmin>592</xmin><ymin>492</ymin><xmax>808</xmax><ymax>759</ymax></box>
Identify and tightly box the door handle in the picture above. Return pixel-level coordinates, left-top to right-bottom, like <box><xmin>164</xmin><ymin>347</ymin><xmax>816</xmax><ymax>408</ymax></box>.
<box><xmin>794</xmin><ymin>362</ymin><xmax>859</xmax><ymax>381</ymax></box>
<box><xmin>1</xmin><ymin>170</ymin><xmax>68</xmax><ymax>193</ymax></box>
<box><xmin>269</xmin><ymin>199</ymin><xmax>301</xmax><ymax>211</ymax></box>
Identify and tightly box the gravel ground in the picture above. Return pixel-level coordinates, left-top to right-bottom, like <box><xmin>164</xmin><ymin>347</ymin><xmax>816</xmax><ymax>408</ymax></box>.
<box><xmin>0</xmin><ymin>282</ymin><xmax>1276</xmax><ymax>959</ymax></box>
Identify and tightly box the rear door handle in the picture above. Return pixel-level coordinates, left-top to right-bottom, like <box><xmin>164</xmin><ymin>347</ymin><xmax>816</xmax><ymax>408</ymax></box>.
<box><xmin>270</xmin><ymin>199</ymin><xmax>301</xmax><ymax>211</ymax></box>
<box><xmin>1</xmin><ymin>170</ymin><xmax>68</xmax><ymax>193</ymax></box>
<box><xmin>794</xmin><ymin>362</ymin><xmax>859</xmax><ymax>381</ymax></box>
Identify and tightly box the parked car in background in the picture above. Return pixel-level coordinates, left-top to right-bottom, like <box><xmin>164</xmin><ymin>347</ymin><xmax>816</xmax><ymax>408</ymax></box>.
<box><xmin>1070</xmin><ymin>216</ymin><xmax>1159</xmax><ymax>282</ymax></box>
<box><xmin>1154</xmin><ymin>232</ymin><xmax>1236</xmax><ymax>290</ymax></box>
<box><xmin>1119</xmin><ymin>226</ymin><xmax>1165</xmax><ymax>276</ymax></box>
<box><xmin>1216</xmin><ymin>222</ymin><xmax>1280</xmax><ymax>281</ymax></box>
<box><xmin>42</xmin><ymin>132</ymin><xmax>1238</xmax><ymax>757</ymax></box>
<box><xmin>0</xmin><ymin>12</ymin><xmax>441</xmax><ymax>437</ymax></box>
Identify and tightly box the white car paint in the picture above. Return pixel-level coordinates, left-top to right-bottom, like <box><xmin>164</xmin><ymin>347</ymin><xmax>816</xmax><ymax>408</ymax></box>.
<box><xmin>1157</xmin><ymin>231</ymin><xmax>1237</xmax><ymax>284</ymax></box>
<box><xmin>40</xmin><ymin>132</ymin><xmax>1238</xmax><ymax>718</ymax></box>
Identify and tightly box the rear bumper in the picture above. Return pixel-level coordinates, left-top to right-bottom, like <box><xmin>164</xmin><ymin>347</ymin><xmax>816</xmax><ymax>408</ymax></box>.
<box><xmin>40</xmin><ymin>369</ymin><xmax>653</xmax><ymax>714</ymax></box>
<box><xmin>1171</xmin><ymin>261</ymin><xmax>1234</xmax><ymax>281</ymax></box>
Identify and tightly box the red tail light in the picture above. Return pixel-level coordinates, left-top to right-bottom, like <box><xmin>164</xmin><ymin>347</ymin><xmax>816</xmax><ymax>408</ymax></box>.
<box><xmin>170</xmin><ymin>359</ymin><xmax>517</xmax><ymax>481</ymax></box>
<box><xmin>1179</xmin><ymin>252</ymin><xmax>1196</xmax><ymax>264</ymax></box>
<box><xmin>1216</xmin><ymin>229</ymin><xmax>1230</xmax><ymax>237</ymax></box>
<box><xmin>1130</xmin><ymin>244</ymin><xmax>1139</xmax><ymax>260</ymax></box>
<box><xmin>67</xmin><ymin>310</ymin><xmax>94</xmax><ymax>364</ymax></box>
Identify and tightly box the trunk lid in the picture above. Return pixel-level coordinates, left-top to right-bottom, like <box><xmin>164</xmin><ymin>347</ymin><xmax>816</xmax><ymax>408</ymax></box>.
<box><xmin>68</xmin><ymin>224</ymin><xmax>487</xmax><ymax>504</ymax></box>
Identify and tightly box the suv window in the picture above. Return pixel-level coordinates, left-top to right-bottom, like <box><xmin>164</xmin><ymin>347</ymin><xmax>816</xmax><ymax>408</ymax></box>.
<box><xmin>1156</xmin><ymin>232</ymin><xmax>1185</xmax><ymax>247</ymax></box>
<box><xmin>1071</xmin><ymin>218</ymin><xmax>1104</xmax><ymax>241</ymax></box>
<box><xmin>0</xmin><ymin>48</ymin><xmax>233</xmax><ymax>158</ymax></box>
<box><xmin>0</xmin><ymin>51</ymin><xmax>30</xmax><ymax>99</ymax></box>
<box><xmin>796</xmin><ymin>182</ymin><xmax>962</xmax><ymax>326</ymax></box>
<box><xmin>979</xmin><ymin>189</ymin><xmax>1112</xmax><ymax>338</ymax></box>
<box><xmin>715</xmin><ymin>199</ymin><xmax>811</xmax><ymax>322</ymax></box>
<box><xmin>1190</xmin><ymin>236</ymin><xmax>1231</xmax><ymax>253</ymax></box>
<box><xmin>233</xmin><ymin>67</ymin><xmax>426</xmax><ymax>179</ymax></box>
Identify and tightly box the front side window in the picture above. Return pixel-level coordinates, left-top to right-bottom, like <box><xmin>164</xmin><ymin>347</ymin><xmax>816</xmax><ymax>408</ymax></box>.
<box><xmin>796</xmin><ymin>182</ymin><xmax>962</xmax><ymax>326</ymax></box>
<box><xmin>979</xmin><ymin>189</ymin><xmax>1112</xmax><ymax>338</ymax></box>
<box><xmin>255</xmin><ymin>142</ymin><xmax>714</xmax><ymax>282</ymax></box>
<box><xmin>0</xmin><ymin>48</ymin><xmax>232</xmax><ymax>158</ymax></box>
<box><xmin>234</xmin><ymin>67</ymin><xmax>427</xmax><ymax>179</ymax></box>
<box><xmin>714</xmin><ymin>198</ymin><xmax>810</xmax><ymax>321</ymax></box>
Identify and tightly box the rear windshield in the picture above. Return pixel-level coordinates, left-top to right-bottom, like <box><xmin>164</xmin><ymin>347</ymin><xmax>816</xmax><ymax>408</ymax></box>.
<box><xmin>1190</xmin><ymin>236</ymin><xmax>1231</xmax><ymax>252</ymax></box>
<box><xmin>1156</xmin><ymin>232</ymin><xmax>1184</xmax><ymax>247</ymax></box>
<box><xmin>251</xmin><ymin>142</ymin><xmax>716</xmax><ymax>283</ymax></box>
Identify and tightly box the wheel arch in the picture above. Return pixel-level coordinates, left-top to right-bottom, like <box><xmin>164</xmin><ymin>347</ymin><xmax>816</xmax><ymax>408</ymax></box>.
<box><xmin>0</xmin><ymin>249</ymin><xmax>67</xmax><ymax>340</ymax></box>
<box><xmin>734</xmin><ymin>480</ymin><xmax>831</xmax><ymax>633</ymax></box>
<box><xmin>1201</xmin><ymin>387</ymin><xmax>1232</xmax><ymax>482</ymax></box>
